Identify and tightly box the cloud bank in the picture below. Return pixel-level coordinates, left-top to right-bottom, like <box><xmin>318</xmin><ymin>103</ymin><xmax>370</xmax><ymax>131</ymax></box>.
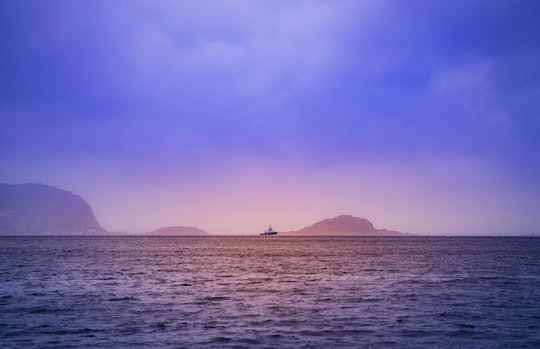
<box><xmin>1</xmin><ymin>1</ymin><xmax>539</xmax><ymax>234</ymax></box>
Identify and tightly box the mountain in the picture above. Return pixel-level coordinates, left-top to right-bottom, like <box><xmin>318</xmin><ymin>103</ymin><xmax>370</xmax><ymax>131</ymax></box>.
<box><xmin>146</xmin><ymin>226</ymin><xmax>209</xmax><ymax>236</ymax></box>
<box><xmin>283</xmin><ymin>215</ymin><xmax>407</xmax><ymax>235</ymax></box>
<box><xmin>0</xmin><ymin>183</ymin><xmax>106</xmax><ymax>235</ymax></box>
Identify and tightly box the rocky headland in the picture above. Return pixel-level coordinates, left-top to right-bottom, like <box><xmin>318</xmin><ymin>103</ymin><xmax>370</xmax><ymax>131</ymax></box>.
<box><xmin>0</xmin><ymin>183</ymin><xmax>106</xmax><ymax>235</ymax></box>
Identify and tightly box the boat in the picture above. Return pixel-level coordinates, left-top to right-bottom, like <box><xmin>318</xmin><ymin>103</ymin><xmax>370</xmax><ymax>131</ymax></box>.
<box><xmin>260</xmin><ymin>225</ymin><xmax>278</xmax><ymax>236</ymax></box>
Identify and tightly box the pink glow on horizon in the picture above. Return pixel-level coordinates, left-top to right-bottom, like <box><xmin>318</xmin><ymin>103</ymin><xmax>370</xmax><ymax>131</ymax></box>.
<box><xmin>16</xmin><ymin>157</ymin><xmax>532</xmax><ymax>236</ymax></box>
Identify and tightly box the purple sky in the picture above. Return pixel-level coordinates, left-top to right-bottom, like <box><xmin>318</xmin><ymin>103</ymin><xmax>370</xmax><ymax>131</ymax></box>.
<box><xmin>1</xmin><ymin>1</ymin><xmax>539</xmax><ymax>234</ymax></box>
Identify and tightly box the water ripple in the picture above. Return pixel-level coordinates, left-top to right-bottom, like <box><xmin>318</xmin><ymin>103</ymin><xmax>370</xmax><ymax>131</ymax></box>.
<box><xmin>0</xmin><ymin>236</ymin><xmax>539</xmax><ymax>348</ymax></box>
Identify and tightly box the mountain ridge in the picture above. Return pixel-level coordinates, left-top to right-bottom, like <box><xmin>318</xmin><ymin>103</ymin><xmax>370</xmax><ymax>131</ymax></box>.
<box><xmin>0</xmin><ymin>183</ymin><xmax>409</xmax><ymax>236</ymax></box>
<box><xmin>282</xmin><ymin>215</ymin><xmax>408</xmax><ymax>236</ymax></box>
<box><xmin>0</xmin><ymin>183</ymin><xmax>106</xmax><ymax>235</ymax></box>
<box><xmin>145</xmin><ymin>226</ymin><xmax>209</xmax><ymax>236</ymax></box>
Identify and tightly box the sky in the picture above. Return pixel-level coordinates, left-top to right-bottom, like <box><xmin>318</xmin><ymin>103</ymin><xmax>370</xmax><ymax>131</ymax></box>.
<box><xmin>1</xmin><ymin>0</ymin><xmax>539</xmax><ymax>235</ymax></box>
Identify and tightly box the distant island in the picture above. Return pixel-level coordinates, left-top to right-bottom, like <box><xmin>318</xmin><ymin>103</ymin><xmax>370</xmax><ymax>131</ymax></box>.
<box><xmin>282</xmin><ymin>215</ymin><xmax>408</xmax><ymax>236</ymax></box>
<box><xmin>0</xmin><ymin>183</ymin><xmax>410</xmax><ymax>237</ymax></box>
<box><xmin>0</xmin><ymin>183</ymin><xmax>106</xmax><ymax>235</ymax></box>
<box><xmin>145</xmin><ymin>226</ymin><xmax>209</xmax><ymax>236</ymax></box>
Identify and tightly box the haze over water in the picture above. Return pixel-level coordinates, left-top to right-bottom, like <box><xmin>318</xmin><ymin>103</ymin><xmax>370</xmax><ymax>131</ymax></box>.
<box><xmin>1</xmin><ymin>236</ymin><xmax>539</xmax><ymax>348</ymax></box>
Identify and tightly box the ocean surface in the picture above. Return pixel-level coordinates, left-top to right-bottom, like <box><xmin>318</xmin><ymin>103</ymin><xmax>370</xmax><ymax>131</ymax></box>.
<box><xmin>1</xmin><ymin>236</ymin><xmax>539</xmax><ymax>348</ymax></box>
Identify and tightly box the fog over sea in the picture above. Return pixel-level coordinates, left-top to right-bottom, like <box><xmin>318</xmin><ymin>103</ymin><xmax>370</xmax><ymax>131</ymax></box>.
<box><xmin>1</xmin><ymin>236</ymin><xmax>539</xmax><ymax>348</ymax></box>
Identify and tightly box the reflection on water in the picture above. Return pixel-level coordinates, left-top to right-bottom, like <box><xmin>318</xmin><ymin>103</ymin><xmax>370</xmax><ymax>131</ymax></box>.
<box><xmin>1</xmin><ymin>236</ymin><xmax>539</xmax><ymax>348</ymax></box>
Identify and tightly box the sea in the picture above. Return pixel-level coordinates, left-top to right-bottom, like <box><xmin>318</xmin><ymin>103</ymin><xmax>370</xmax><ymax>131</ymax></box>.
<box><xmin>1</xmin><ymin>236</ymin><xmax>539</xmax><ymax>348</ymax></box>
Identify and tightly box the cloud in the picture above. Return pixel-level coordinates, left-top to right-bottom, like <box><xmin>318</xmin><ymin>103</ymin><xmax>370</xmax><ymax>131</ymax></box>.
<box><xmin>1</xmin><ymin>1</ymin><xmax>540</xmax><ymax>233</ymax></box>
<box><xmin>2</xmin><ymin>1</ymin><xmax>538</xmax><ymax>155</ymax></box>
